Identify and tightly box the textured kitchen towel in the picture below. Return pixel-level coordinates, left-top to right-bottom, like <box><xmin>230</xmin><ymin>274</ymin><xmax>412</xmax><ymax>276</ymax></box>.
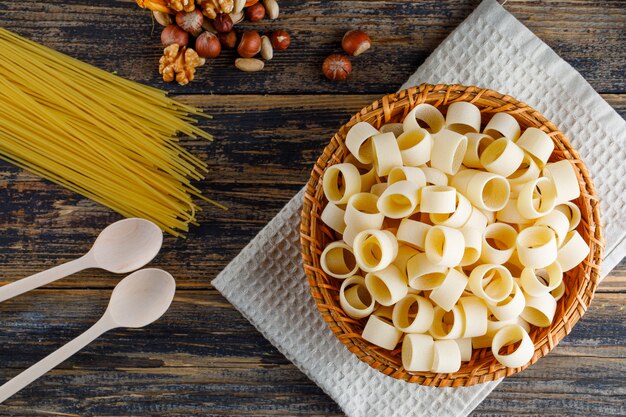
<box><xmin>212</xmin><ymin>1</ymin><xmax>626</xmax><ymax>416</ymax></box>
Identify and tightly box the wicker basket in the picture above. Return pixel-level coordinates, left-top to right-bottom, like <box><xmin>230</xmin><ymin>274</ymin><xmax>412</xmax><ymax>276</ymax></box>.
<box><xmin>300</xmin><ymin>84</ymin><xmax>604</xmax><ymax>387</ymax></box>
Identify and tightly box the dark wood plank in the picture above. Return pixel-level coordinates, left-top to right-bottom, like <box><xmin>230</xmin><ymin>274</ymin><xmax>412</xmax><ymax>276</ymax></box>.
<box><xmin>0</xmin><ymin>290</ymin><xmax>622</xmax><ymax>416</ymax></box>
<box><xmin>0</xmin><ymin>0</ymin><xmax>624</xmax><ymax>95</ymax></box>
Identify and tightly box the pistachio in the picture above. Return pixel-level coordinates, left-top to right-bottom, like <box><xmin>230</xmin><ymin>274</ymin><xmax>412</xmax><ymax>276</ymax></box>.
<box><xmin>235</xmin><ymin>57</ymin><xmax>264</xmax><ymax>72</ymax></box>
<box><xmin>153</xmin><ymin>10</ymin><xmax>173</xmax><ymax>26</ymax></box>
<box><xmin>260</xmin><ymin>35</ymin><xmax>273</xmax><ymax>60</ymax></box>
<box><xmin>234</xmin><ymin>0</ymin><xmax>246</xmax><ymax>13</ymax></box>
<box><xmin>229</xmin><ymin>10</ymin><xmax>244</xmax><ymax>24</ymax></box>
<box><xmin>262</xmin><ymin>0</ymin><xmax>279</xmax><ymax>19</ymax></box>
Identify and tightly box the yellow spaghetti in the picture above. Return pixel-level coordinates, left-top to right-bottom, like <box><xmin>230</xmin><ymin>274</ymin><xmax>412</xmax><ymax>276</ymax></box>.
<box><xmin>0</xmin><ymin>28</ymin><xmax>220</xmax><ymax>236</ymax></box>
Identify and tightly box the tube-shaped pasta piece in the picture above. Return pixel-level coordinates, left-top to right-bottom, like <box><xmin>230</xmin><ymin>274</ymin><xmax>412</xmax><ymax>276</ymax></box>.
<box><xmin>345</xmin><ymin>192</ymin><xmax>385</xmax><ymax>232</ymax></box>
<box><xmin>459</xmin><ymin>296</ymin><xmax>488</xmax><ymax>338</ymax></box>
<box><xmin>396</xmin><ymin>218</ymin><xmax>431</xmax><ymax>250</ymax></box>
<box><xmin>469</xmin><ymin>264</ymin><xmax>514</xmax><ymax>304</ymax></box>
<box><xmin>521</xmin><ymin>292</ymin><xmax>556</xmax><ymax>327</ymax></box>
<box><xmin>402</xmin><ymin>334</ymin><xmax>435</xmax><ymax>372</ymax></box>
<box><xmin>320</xmin><ymin>202</ymin><xmax>346</xmax><ymax>234</ymax></box>
<box><xmin>516</xmin><ymin>225</ymin><xmax>558</xmax><ymax>269</ymax></box>
<box><xmin>406</xmin><ymin>252</ymin><xmax>448</xmax><ymax>290</ymax></box>
<box><xmin>339</xmin><ymin>276</ymin><xmax>376</xmax><ymax>319</ymax></box>
<box><xmin>320</xmin><ymin>241</ymin><xmax>359</xmax><ymax>279</ymax></box>
<box><xmin>520</xmin><ymin>261</ymin><xmax>563</xmax><ymax>296</ymax></box>
<box><xmin>508</xmin><ymin>154</ymin><xmax>540</xmax><ymax>197</ymax></box>
<box><xmin>430</xmin><ymin>129</ymin><xmax>468</xmax><ymax>175</ymax></box>
<box><xmin>388</xmin><ymin>166</ymin><xmax>426</xmax><ymax>188</ymax></box>
<box><xmin>431</xmin><ymin>340</ymin><xmax>461</xmax><ymax>373</ymax></box>
<box><xmin>554</xmin><ymin>202</ymin><xmax>581</xmax><ymax>231</ymax></box>
<box><xmin>353</xmin><ymin>229</ymin><xmax>398</xmax><ymax>272</ymax></box>
<box><xmin>430</xmin><ymin>305</ymin><xmax>464</xmax><ymax>339</ymax></box>
<box><xmin>425</xmin><ymin>225</ymin><xmax>465</xmax><ymax>267</ymax></box>
<box><xmin>496</xmin><ymin>198</ymin><xmax>527</xmax><ymax>225</ymax></box>
<box><xmin>473</xmin><ymin>315</ymin><xmax>530</xmax><ymax>349</ymax></box>
<box><xmin>543</xmin><ymin>160</ymin><xmax>580</xmax><ymax>204</ymax></box>
<box><xmin>463</xmin><ymin>133</ymin><xmax>494</xmax><ymax>168</ymax></box>
<box><xmin>551</xmin><ymin>280</ymin><xmax>565</xmax><ymax>301</ymax></box>
<box><xmin>403</xmin><ymin>103</ymin><xmax>445</xmax><ymax>134</ymax></box>
<box><xmin>365</xmin><ymin>264</ymin><xmax>407</xmax><ymax>306</ymax></box>
<box><xmin>370</xmin><ymin>182</ymin><xmax>388</xmax><ymax>197</ymax></box>
<box><xmin>396</xmin><ymin>128</ymin><xmax>433</xmax><ymax>167</ymax></box>
<box><xmin>491</xmin><ymin>324</ymin><xmax>534</xmax><ymax>368</ymax></box>
<box><xmin>517</xmin><ymin>177</ymin><xmax>557</xmax><ymax>219</ymax></box>
<box><xmin>362</xmin><ymin>314</ymin><xmax>402</xmax><ymax>350</ymax></box>
<box><xmin>421</xmin><ymin>167</ymin><xmax>449</xmax><ymax>186</ymax></box>
<box><xmin>535</xmin><ymin>210</ymin><xmax>569</xmax><ymax>247</ymax></box>
<box><xmin>445</xmin><ymin>101</ymin><xmax>481</xmax><ymax>134</ymax></box>
<box><xmin>452</xmin><ymin>169</ymin><xmax>510</xmax><ymax>211</ymax></box>
<box><xmin>345</xmin><ymin>121</ymin><xmax>379</xmax><ymax>164</ymax></box>
<box><xmin>483</xmin><ymin>112</ymin><xmax>521</xmax><ymax>141</ymax></box>
<box><xmin>480</xmin><ymin>137</ymin><xmax>525</xmax><ymax>177</ymax></box>
<box><xmin>459</xmin><ymin>226</ymin><xmax>482</xmax><ymax>266</ymax></box>
<box><xmin>393</xmin><ymin>294</ymin><xmax>435</xmax><ymax>333</ymax></box>
<box><xmin>455</xmin><ymin>338</ymin><xmax>473</xmax><ymax>361</ymax></box>
<box><xmin>322</xmin><ymin>163</ymin><xmax>362</xmax><ymax>205</ymax></box>
<box><xmin>420</xmin><ymin>185</ymin><xmax>457</xmax><ymax>214</ymax></box>
<box><xmin>430</xmin><ymin>191</ymin><xmax>472</xmax><ymax>228</ymax></box>
<box><xmin>557</xmin><ymin>230</ymin><xmax>590</xmax><ymax>271</ymax></box>
<box><xmin>515</xmin><ymin>127</ymin><xmax>554</xmax><ymax>168</ymax></box>
<box><xmin>393</xmin><ymin>245</ymin><xmax>420</xmax><ymax>276</ymax></box>
<box><xmin>464</xmin><ymin>207</ymin><xmax>489</xmax><ymax>231</ymax></box>
<box><xmin>487</xmin><ymin>281</ymin><xmax>525</xmax><ymax>321</ymax></box>
<box><xmin>379</xmin><ymin>122</ymin><xmax>403</xmax><ymax>136</ymax></box>
<box><xmin>377</xmin><ymin>180</ymin><xmax>420</xmax><ymax>219</ymax></box>
<box><xmin>344</xmin><ymin>154</ymin><xmax>377</xmax><ymax>192</ymax></box>
<box><xmin>372</xmin><ymin>132</ymin><xmax>403</xmax><ymax>177</ymax></box>
<box><xmin>430</xmin><ymin>268</ymin><xmax>468</xmax><ymax>311</ymax></box>
<box><xmin>480</xmin><ymin>223</ymin><xmax>517</xmax><ymax>265</ymax></box>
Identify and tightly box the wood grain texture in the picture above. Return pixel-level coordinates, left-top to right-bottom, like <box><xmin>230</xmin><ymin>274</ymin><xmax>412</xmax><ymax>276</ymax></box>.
<box><xmin>0</xmin><ymin>0</ymin><xmax>624</xmax><ymax>415</ymax></box>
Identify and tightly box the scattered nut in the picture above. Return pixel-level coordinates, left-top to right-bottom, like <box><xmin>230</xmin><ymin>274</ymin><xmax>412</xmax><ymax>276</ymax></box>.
<box><xmin>153</xmin><ymin>10</ymin><xmax>173</xmax><ymax>26</ymax></box>
<box><xmin>176</xmin><ymin>9</ymin><xmax>204</xmax><ymax>34</ymax></box>
<box><xmin>161</xmin><ymin>24</ymin><xmax>189</xmax><ymax>47</ymax></box>
<box><xmin>235</xmin><ymin>57</ymin><xmax>264</xmax><ymax>72</ymax></box>
<box><xmin>246</xmin><ymin>2</ymin><xmax>265</xmax><ymax>22</ymax></box>
<box><xmin>322</xmin><ymin>54</ymin><xmax>352</xmax><ymax>81</ymax></box>
<box><xmin>237</xmin><ymin>30</ymin><xmax>262</xmax><ymax>58</ymax></box>
<box><xmin>201</xmin><ymin>18</ymin><xmax>217</xmax><ymax>33</ymax></box>
<box><xmin>234</xmin><ymin>0</ymin><xmax>246</xmax><ymax>13</ymax></box>
<box><xmin>197</xmin><ymin>0</ymin><xmax>234</xmax><ymax>18</ymax></box>
<box><xmin>342</xmin><ymin>30</ymin><xmax>371</xmax><ymax>56</ymax></box>
<box><xmin>260</xmin><ymin>35</ymin><xmax>273</xmax><ymax>60</ymax></box>
<box><xmin>195</xmin><ymin>31</ymin><xmax>221</xmax><ymax>58</ymax></box>
<box><xmin>213</xmin><ymin>13</ymin><xmax>234</xmax><ymax>33</ymax></box>
<box><xmin>218</xmin><ymin>31</ymin><xmax>237</xmax><ymax>49</ymax></box>
<box><xmin>262</xmin><ymin>0</ymin><xmax>279</xmax><ymax>19</ymax></box>
<box><xmin>270</xmin><ymin>30</ymin><xmax>290</xmax><ymax>50</ymax></box>
<box><xmin>159</xmin><ymin>44</ymin><xmax>206</xmax><ymax>85</ymax></box>
<box><xmin>229</xmin><ymin>10</ymin><xmax>244</xmax><ymax>24</ymax></box>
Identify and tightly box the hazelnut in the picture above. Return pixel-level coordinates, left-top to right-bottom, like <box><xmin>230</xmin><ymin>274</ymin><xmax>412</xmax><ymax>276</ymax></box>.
<box><xmin>270</xmin><ymin>30</ymin><xmax>290</xmax><ymax>51</ymax></box>
<box><xmin>218</xmin><ymin>31</ymin><xmax>237</xmax><ymax>49</ymax></box>
<box><xmin>195</xmin><ymin>31</ymin><xmax>221</xmax><ymax>59</ymax></box>
<box><xmin>245</xmin><ymin>2</ymin><xmax>265</xmax><ymax>22</ymax></box>
<box><xmin>342</xmin><ymin>30</ymin><xmax>371</xmax><ymax>56</ymax></box>
<box><xmin>161</xmin><ymin>25</ymin><xmax>189</xmax><ymax>48</ymax></box>
<box><xmin>322</xmin><ymin>54</ymin><xmax>352</xmax><ymax>81</ymax></box>
<box><xmin>175</xmin><ymin>10</ymin><xmax>204</xmax><ymax>34</ymax></box>
<box><xmin>237</xmin><ymin>30</ymin><xmax>262</xmax><ymax>58</ymax></box>
<box><xmin>213</xmin><ymin>13</ymin><xmax>234</xmax><ymax>33</ymax></box>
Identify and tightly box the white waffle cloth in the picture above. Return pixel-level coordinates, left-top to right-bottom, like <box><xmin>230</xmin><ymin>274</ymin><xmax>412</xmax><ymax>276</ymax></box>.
<box><xmin>212</xmin><ymin>1</ymin><xmax>626</xmax><ymax>416</ymax></box>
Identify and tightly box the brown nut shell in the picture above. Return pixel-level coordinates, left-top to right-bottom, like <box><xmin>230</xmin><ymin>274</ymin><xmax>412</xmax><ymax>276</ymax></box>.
<box><xmin>218</xmin><ymin>31</ymin><xmax>237</xmax><ymax>49</ymax></box>
<box><xmin>195</xmin><ymin>31</ymin><xmax>221</xmax><ymax>59</ymax></box>
<box><xmin>161</xmin><ymin>24</ymin><xmax>189</xmax><ymax>47</ymax></box>
<box><xmin>175</xmin><ymin>9</ymin><xmax>204</xmax><ymax>34</ymax></box>
<box><xmin>245</xmin><ymin>2</ymin><xmax>265</xmax><ymax>21</ymax></box>
<box><xmin>213</xmin><ymin>13</ymin><xmax>234</xmax><ymax>33</ymax></box>
<box><xmin>323</xmin><ymin>54</ymin><xmax>352</xmax><ymax>81</ymax></box>
<box><xmin>342</xmin><ymin>30</ymin><xmax>371</xmax><ymax>56</ymax></box>
<box><xmin>270</xmin><ymin>30</ymin><xmax>290</xmax><ymax>51</ymax></box>
<box><xmin>237</xmin><ymin>30</ymin><xmax>262</xmax><ymax>58</ymax></box>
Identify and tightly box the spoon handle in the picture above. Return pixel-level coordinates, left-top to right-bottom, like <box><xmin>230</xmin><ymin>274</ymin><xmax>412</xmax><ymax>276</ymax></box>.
<box><xmin>0</xmin><ymin>318</ymin><xmax>112</xmax><ymax>403</ymax></box>
<box><xmin>0</xmin><ymin>255</ymin><xmax>93</xmax><ymax>303</ymax></box>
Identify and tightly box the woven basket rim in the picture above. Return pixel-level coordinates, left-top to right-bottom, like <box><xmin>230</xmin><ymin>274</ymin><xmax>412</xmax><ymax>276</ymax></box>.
<box><xmin>300</xmin><ymin>83</ymin><xmax>604</xmax><ymax>387</ymax></box>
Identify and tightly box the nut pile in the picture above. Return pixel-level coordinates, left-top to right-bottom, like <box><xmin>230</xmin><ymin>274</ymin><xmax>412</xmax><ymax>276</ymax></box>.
<box><xmin>135</xmin><ymin>0</ymin><xmax>290</xmax><ymax>84</ymax></box>
<box><xmin>323</xmin><ymin>30</ymin><xmax>371</xmax><ymax>81</ymax></box>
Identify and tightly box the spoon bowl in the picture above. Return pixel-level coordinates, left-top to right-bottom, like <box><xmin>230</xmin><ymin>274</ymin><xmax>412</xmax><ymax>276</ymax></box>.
<box><xmin>106</xmin><ymin>268</ymin><xmax>176</xmax><ymax>328</ymax></box>
<box><xmin>91</xmin><ymin>218</ymin><xmax>163</xmax><ymax>273</ymax></box>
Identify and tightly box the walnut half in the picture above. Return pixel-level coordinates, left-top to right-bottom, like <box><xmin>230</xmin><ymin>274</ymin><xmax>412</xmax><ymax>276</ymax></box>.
<box><xmin>135</xmin><ymin>0</ymin><xmax>195</xmax><ymax>13</ymax></box>
<box><xmin>197</xmin><ymin>0</ymin><xmax>234</xmax><ymax>19</ymax></box>
<box><xmin>159</xmin><ymin>44</ymin><xmax>206</xmax><ymax>85</ymax></box>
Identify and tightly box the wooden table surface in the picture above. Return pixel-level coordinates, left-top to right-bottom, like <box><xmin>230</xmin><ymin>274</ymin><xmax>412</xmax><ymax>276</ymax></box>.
<box><xmin>0</xmin><ymin>0</ymin><xmax>624</xmax><ymax>415</ymax></box>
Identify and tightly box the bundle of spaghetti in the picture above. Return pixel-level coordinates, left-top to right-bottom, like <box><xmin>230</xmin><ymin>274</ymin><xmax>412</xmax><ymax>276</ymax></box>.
<box><xmin>0</xmin><ymin>28</ymin><xmax>219</xmax><ymax>236</ymax></box>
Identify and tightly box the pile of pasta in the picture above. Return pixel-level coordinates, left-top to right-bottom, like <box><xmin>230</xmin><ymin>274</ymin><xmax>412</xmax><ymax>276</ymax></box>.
<box><xmin>319</xmin><ymin>102</ymin><xmax>590</xmax><ymax>373</ymax></box>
